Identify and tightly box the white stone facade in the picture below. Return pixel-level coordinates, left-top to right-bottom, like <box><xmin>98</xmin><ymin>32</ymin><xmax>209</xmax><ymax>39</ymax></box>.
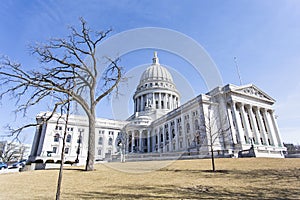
<box><xmin>29</xmin><ymin>53</ymin><xmax>286</xmax><ymax>164</ymax></box>
<box><xmin>29</xmin><ymin>114</ymin><xmax>127</xmax><ymax>165</ymax></box>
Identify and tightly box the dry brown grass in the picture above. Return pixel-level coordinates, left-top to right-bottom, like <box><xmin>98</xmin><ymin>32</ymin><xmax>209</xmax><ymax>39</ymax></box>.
<box><xmin>0</xmin><ymin>158</ymin><xmax>299</xmax><ymax>199</ymax></box>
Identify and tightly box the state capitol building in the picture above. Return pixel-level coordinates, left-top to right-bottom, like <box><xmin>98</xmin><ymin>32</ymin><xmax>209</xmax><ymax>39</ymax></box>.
<box><xmin>29</xmin><ymin>53</ymin><xmax>286</xmax><ymax>164</ymax></box>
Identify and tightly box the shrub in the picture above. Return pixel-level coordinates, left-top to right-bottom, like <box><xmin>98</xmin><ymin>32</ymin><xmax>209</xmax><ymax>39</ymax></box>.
<box><xmin>33</xmin><ymin>159</ymin><xmax>44</xmax><ymax>163</ymax></box>
<box><xmin>64</xmin><ymin>161</ymin><xmax>74</xmax><ymax>165</ymax></box>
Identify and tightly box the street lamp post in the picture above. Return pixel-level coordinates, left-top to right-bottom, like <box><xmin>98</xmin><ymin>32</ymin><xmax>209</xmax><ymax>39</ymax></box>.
<box><xmin>75</xmin><ymin>129</ymin><xmax>84</xmax><ymax>163</ymax></box>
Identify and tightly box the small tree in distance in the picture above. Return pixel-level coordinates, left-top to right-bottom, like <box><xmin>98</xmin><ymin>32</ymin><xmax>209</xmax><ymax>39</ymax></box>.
<box><xmin>0</xmin><ymin>18</ymin><xmax>123</xmax><ymax>171</ymax></box>
<box><xmin>200</xmin><ymin>101</ymin><xmax>231</xmax><ymax>172</ymax></box>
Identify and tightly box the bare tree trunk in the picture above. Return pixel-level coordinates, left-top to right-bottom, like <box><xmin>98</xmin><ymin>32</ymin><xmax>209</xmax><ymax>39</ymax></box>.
<box><xmin>56</xmin><ymin>100</ymin><xmax>71</xmax><ymax>200</ymax></box>
<box><xmin>85</xmin><ymin>107</ymin><xmax>95</xmax><ymax>171</ymax></box>
<box><xmin>210</xmin><ymin>144</ymin><xmax>215</xmax><ymax>172</ymax></box>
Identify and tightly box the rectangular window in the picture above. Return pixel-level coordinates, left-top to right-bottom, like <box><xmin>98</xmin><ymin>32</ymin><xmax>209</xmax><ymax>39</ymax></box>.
<box><xmin>64</xmin><ymin>148</ymin><xmax>69</xmax><ymax>154</ymax></box>
<box><xmin>52</xmin><ymin>147</ymin><xmax>57</xmax><ymax>153</ymax></box>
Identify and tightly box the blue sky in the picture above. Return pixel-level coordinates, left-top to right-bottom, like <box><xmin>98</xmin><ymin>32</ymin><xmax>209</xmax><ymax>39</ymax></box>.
<box><xmin>0</xmin><ymin>0</ymin><xmax>299</xmax><ymax>144</ymax></box>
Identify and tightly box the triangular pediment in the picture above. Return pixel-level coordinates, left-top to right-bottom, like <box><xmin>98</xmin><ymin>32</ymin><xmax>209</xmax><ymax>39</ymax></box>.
<box><xmin>232</xmin><ymin>84</ymin><xmax>275</xmax><ymax>102</ymax></box>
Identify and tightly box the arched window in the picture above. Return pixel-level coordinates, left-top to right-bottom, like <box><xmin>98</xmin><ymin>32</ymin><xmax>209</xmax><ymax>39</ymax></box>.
<box><xmin>98</xmin><ymin>149</ymin><xmax>102</xmax><ymax>155</ymax></box>
<box><xmin>108</xmin><ymin>138</ymin><xmax>113</xmax><ymax>145</ymax></box>
<box><xmin>98</xmin><ymin>137</ymin><xmax>103</xmax><ymax>145</ymax></box>
<box><xmin>186</xmin><ymin>123</ymin><xmax>190</xmax><ymax>133</ymax></box>
<box><xmin>54</xmin><ymin>133</ymin><xmax>60</xmax><ymax>142</ymax></box>
<box><xmin>66</xmin><ymin>134</ymin><xmax>72</xmax><ymax>143</ymax></box>
<box><xmin>195</xmin><ymin>120</ymin><xmax>200</xmax><ymax>130</ymax></box>
<box><xmin>196</xmin><ymin>135</ymin><xmax>200</xmax><ymax>145</ymax></box>
<box><xmin>166</xmin><ymin>131</ymin><xmax>169</xmax><ymax>141</ymax></box>
<box><xmin>179</xmin><ymin>126</ymin><xmax>182</xmax><ymax>136</ymax></box>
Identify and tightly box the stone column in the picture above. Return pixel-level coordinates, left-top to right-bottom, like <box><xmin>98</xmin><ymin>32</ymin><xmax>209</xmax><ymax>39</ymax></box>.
<box><xmin>169</xmin><ymin>94</ymin><xmax>171</xmax><ymax>110</ymax></box>
<box><xmin>255</xmin><ymin>109</ymin><xmax>268</xmax><ymax>145</ymax></box>
<box><xmin>262</xmin><ymin>110</ymin><xmax>275</xmax><ymax>146</ymax></box>
<box><xmin>133</xmin><ymin>99</ymin><xmax>136</xmax><ymax>112</ymax></box>
<box><xmin>240</xmin><ymin>104</ymin><xmax>251</xmax><ymax>144</ymax></box>
<box><xmin>266</xmin><ymin>110</ymin><xmax>278</xmax><ymax>146</ymax></box>
<box><xmin>173</xmin><ymin>96</ymin><xmax>176</xmax><ymax>109</ymax></box>
<box><xmin>167</xmin><ymin>94</ymin><xmax>171</xmax><ymax>109</ymax></box>
<box><xmin>269</xmin><ymin>110</ymin><xmax>283</xmax><ymax>147</ymax></box>
<box><xmin>158</xmin><ymin>93</ymin><xmax>162</xmax><ymax>109</ymax></box>
<box><xmin>138</xmin><ymin>96</ymin><xmax>141</xmax><ymax>112</ymax></box>
<box><xmin>157</xmin><ymin>129</ymin><xmax>161</xmax><ymax>153</ymax></box>
<box><xmin>37</xmin><ymin>123</ymin><xmax>47</xmax><ymax>156</ymax></box>
<box><xmin>152</xmin><ymin>93</ymin><xmax>155</xmax><ymax>108</ymax></box>
<box><xmin>139</xmin><ymin>130</ymin><xmax>143</xmax><ymax>152</ymax></box>
<box><xmin>125</xmin><ymin>131</ymin><xmax>129</xmax><ymax>153</ymax></box>
<box><xmin>181</xmin><ymin>115</ymin><xmax>187</xmax><ymax>150</ymax></box>
<box><xmin>162</xmin><ymin>125</ymin><xmax>166</xmax><ymax>152</ymax></box>
<box><xmin>172</xmin><ymin>94</ymin><xmax>175</xmax><ymax>110</ymax></box>
<box><xmin>131</xmin><ymin>132</ymin><xmax>134</xmax><ymax>152</ymax></box>
<box><xmin>163</xmin><ymin>93</ymin><xmax>167</xmax><ymax>109</ymax></box>
<box><xmin>226</xmin><ymin>103</ymin><xmax>237</xmax><ymax>144</ymax></box>
<box><xmin>168</xmin><ymin>122</ymin><xmax>172</xmax><ymax>152</ymax></box>
<box><xmin>175</xmin><ymin>118</ymin><xmax>179</xmax><ymax>151</ymax></box>
<box><xmin>30</xmin><ymin>125</ymin><xmax>41</xmax><ymax>157</ymax></box>
<box><xmin>147</xmin><ymin>129</ymin><xmax>151</xmax><ymax>153</ymax></box>
<box><xmin>248</xmin><ymin>106</ymin><xmax>261</xmax><ymax>145</ymax></box>
<box><xmin>231</xmin><ymin>102</ymin><xmax>245</xmax><ymax>144</ymax></box>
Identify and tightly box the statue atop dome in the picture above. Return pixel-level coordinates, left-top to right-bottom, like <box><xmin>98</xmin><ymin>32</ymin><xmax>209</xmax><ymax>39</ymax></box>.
<box><xmin>152</xmin><ymin>51</ymin><xmax>159</xmax><ymax>64</ymax></box>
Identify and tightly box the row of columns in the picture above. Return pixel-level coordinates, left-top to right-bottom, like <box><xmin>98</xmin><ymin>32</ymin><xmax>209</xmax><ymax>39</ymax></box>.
<box><xmin>228</xmin><ymin>101</ymin><xmax>283</xmax><ymax>147</ymax></box>
<box><xmin>126</xmin><ymin>111</ymin><xmax>201</xmax><ymax>154</ymax></box>
<box><xmin>126</xmin><ymin>103</ymin><xmax>283</xmax><ymax>154</ymax></box>
<box><xmin>134</xmin><ymin>92</ymin><xmax>179</xmax><ymax>112</ymax></box>
<box><xmin>126</xmin><ymin>130</ymin><xmax>151</xmax><ymax>153</ymax></box>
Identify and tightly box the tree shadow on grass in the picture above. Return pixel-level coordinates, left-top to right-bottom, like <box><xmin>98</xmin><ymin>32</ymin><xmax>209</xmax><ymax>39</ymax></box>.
<box><xmin>159</xmin><ymin>168</ymin><xmax>231</xmax><ymax>174</ymax></box>
<box><xmin>45</xmin><ymin>168</ymin><xmax>86</xmax><ymax>172</ymax></box>
<box><xmin>62</xmin><ymin>167</ymin><xmax>300</xmax><ymax>199</ymax></box>
<box><xmin>159</xmin><ymin>168</ymin><xmax>300</xmax><ymax>181</ymax></box>
<box><xmin>65</xmin><ymin>183</ymin><xmax>300</xmax><ymax>200</ymax></box>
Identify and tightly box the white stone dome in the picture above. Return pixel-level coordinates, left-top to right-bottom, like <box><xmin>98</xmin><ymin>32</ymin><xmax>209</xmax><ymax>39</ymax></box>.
<box><xmin>139</xmin><ymin>64</ymin><xmax>174</xmax><ymax>84</ymax></box>
<box><xmin>139</xmin><ymin>52</ymin><xmax>174</xmax><ymax>85</ymax></box>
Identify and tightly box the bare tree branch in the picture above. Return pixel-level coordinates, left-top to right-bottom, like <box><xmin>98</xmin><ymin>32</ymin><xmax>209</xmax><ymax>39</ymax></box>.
<box><xmin>0</xmin><ymin>18</ymin><xmax>124</xmax><ymax>171</ymax></box>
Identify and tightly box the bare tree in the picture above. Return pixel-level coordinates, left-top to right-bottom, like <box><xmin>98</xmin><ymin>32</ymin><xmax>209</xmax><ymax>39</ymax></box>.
<box><xmin>0</xmin><ymin>141</ymin><xmax>21</xmax><ymax>162</ymax></box>
<box><xmin>0</xmin><ymin>18</ymin><xmax>123</xmax><ymax>171</ymax></box>
<box><xmin>56</xmin><ymin>93</ymin><xmax>71</xmax><ymax>200</ymax></box>
<box><xmin>200</xmin><ymin>102</ymin><xmax>230</xmax><ymax>172</ymax></box>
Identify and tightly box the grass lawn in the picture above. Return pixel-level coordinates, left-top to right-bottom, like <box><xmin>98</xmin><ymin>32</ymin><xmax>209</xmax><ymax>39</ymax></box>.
<box><xmin>0</xmin><ymin>158</ymin><xmax>299</xmax><ymax>199</ymax></box>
